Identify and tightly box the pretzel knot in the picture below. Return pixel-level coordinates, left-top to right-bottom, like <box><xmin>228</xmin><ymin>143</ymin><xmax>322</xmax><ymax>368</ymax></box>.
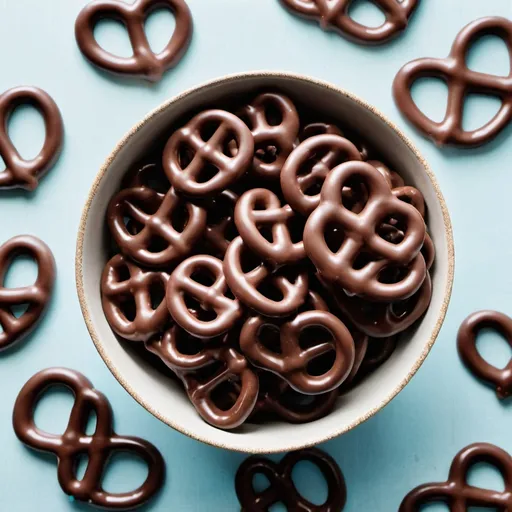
<box><xmin>304</xmin><ymin>160</ymin><xmax>427</xmax><ymax>302</ymax></box>
<box><xmin>0</xmin><ymin>87</ymin><xmax>63</xmax><ymax>191</ymax></box>
<box><xmin>280</xmin><ymin>134</ymin><xmax>362</xmax><ymax>216</ymax></box>
<box><xmin>146</xmin><ymin>327</ymin><xmax>259</xmax><ymax>429</ymax></box>
<box><xmin>224</xmin><ymin>237</ymin><xmax>309</xmax><ymax>317</ymax></box>
<box><xmin>166</xmin><ymin>255</ymin><xmax>244</xmax><ymax>338</ymax></box>
<box><xmin>163</xmin><ymin>109</ymin><xmax>254</xmax><ymax>197</ymax></box>
<box><xmin>235</xmin><ymin>448</ymin><xmax>346</xmax><ymax>511</ymax></box>
<box><xmin>393</xmin><ymin>16</ymin><xmax>512</xmax><ymax>147</ymax></box>
<box><xmin>235</xmin><ymin>188</ymin><xmax>306</xmax><ymax>266</ymax></box>
<box><xmin>75</xmin><ymin>0</ymin><xmax>193</xmax><ymax>82</ymax></box>
<box><xmin>280</xmin><ymin>0</ymin><xmax>419</xmax><ymax>44</ymax></box>
<box><xmin>13</xmin><ymin>368</ymin><xmax>165</xmax><ymax>509</ymax></box>
<box><xmin>108</xmin><ymin>186</ymin><xmax>207</xmax><ymax>267</ymax></box>
<box><xmin>238</xmin><ymin>92</ymin><xmax>300</xmax><ymax>179</ymax></box>
<box><xmin>101</xmin><ymin>254</ymin><xmax>171</xmax><ymax>341</ymax></box>
<box><xmin>457</xmin><ymin>310</ymin><xmax>512</xmax><ymax>399</ymax></box>
<box><xmin>400</xmin><ymin>443</ymin><xmax>512</xmax><ymax>511</ymax></box>
<box><xmin>241</xmin><ymin>310</ymin><xmax>355</xmax><ymax>394</ymax></box>
<box><xmin>0</xmin><ymin>235</ymin><xmax>55</xmax><ymax>350</ymax></box>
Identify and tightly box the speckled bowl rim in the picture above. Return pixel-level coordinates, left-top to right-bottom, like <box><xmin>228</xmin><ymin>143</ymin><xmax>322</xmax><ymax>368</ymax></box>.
<box><xmin>76</xmin><ymin>71</ymin><xmax>455</xmax><ymax>454</ymax></box>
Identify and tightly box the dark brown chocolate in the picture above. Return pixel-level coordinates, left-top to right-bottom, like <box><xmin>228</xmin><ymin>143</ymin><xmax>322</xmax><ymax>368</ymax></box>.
<box><xmin>457</xmin><ymin>310</ymin><xmax>512</xmax><ymax>399</ymax></box>
<box><xmin>0</xmin><ymin>87</ymin><xmax>63</xmax><ymax>191</ymax></box>
<box><xmin>235</xmin><ymin>447</ymin><xmax>346</xmax><ymax>511</ymax></box>
<box><xmin>204</xmin><ymin>189</ymin><xmax>239</xmax><ymax>257</ymax></box>
<box><xmin>75</xmin><ymin>0</ymin><xmax>193</xmax><ymax>82</ymax></box>
<box><xmin>279</xmin><ymin>0</ymin><xmax>419</xmax><ymax>45</ymax></box>
<box><xmin>13</xmin><ymin>368</ymin><xmax>165</xmax><ymax>509</ymax></box>
<box><xmin>400</xmin><ymin>443</ymin><xmax>512</xmax><ymax>510</ymax></box>
<box><xmin>393</xmin><ymin>16</ymin><xmax>512</xmax><ymax>147</ymax></box>
<box><xmin>0</xmin><ymin>235</ymin><xmax>55</xmax><ymax>350</ymax></box>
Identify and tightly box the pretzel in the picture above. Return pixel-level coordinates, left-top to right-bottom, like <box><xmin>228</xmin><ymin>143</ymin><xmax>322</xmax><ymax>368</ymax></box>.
<box><xmin>13</xmin><ymin>368</ymin><xmax>165</xmax><ymax>509</ymax></box>
<box><xmin>368</xmin><ymin>160</ymin><xmax>405</xmax><ymax>189</ymax></box>
<box><xmin>235</xmin><ymin>188</ymin><xmax>306</xmax><ymax>266</ymax></box>
<box><xmin>280</xmin><ymin>134</ymin><xmax>362</xmax><ymax>216</ymax></box>
<box><xmin>204</xmin><ymin>189</ymin><xmax>239</xmax><ymax>257</ymax></box>
<box><xmin>304</xmin><ymin>160</ymin><xmax>427</xmax><ymax>301</ymax></box>
<box><xmin>279</xmin><ymin>0</ymin><xmax>419</xmax><ymax>44</ymax></box>
<box><xmin>75</xmin><ymin>0</ymin><xmax>193</xmax><ymax>82</ymax></box>
<box><xmin>121</xmin><ymin>161</ymin><xmax>171</xmax><ymax>192</ymax></box>
<box><xmin>393</xmin><ymin>16</ymin><xmax>512</xmax><ymax>147</ymax></box>
<box><xmin>400</xmin><ymin>443</ymin><xmax>512</xmax><ymax>510</ymax></box>
<box><xmin>240</xmin><ymin>310</ymin><xmax>355</xmax><ymax>394</ymax></box>
<box><xmin>457</xmin><ymin>310</ymin><xmax>512</xmax><ymax>399</ymax></box>
<box><xmin>0</xmin><ymin>86</ymin><xmax>63</xmax><ymax>191</ymax></box>
<box><xmin>235</xmin><ymin>448</ymin><xmax>346</xmax><ymax>511</ymax></box>
<box><xmin>0</xmin><ymin>235</ymin><xmax>55</xmax><ymax>350</ymax></box>
<box><xmin>163</xmin><ymin>109</ymin><xmax>254</xmax><ymax>196</ymax></box>
<box><xmin>238</xmin><ymin>92</ymin><xmax>300</xmax><ymax>179</ymax></box>
<box><xmin>108</xmin><ymin>185</ymin><xmax>207</xmax><ymax>267</ymax></box>
<box><xmin>224</xmin><ymin>237</ymin><xmax>309</xmax><ymax>317</ymax></box>
<box><xmin>101</xmin><ymin>254</ymin><xmax>171</xmax><ymax>341</ymax></box>
<box><xmin>166</xmin><ymin>255</ymin><xmax>243</xmax><ymax>338</ymax></box>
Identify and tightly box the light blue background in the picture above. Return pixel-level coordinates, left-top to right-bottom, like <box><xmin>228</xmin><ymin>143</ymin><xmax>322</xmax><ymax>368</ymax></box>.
<box><xmin>1</xmin><ymin>0</ymin><xmax>512</xmax><ymax>510</ymax></box>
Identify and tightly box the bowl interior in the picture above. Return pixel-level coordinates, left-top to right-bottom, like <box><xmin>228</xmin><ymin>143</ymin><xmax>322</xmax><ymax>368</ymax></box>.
<box><xmin>77</xmin><ymin>73</ymin><xmax>453</xmax><ymax>453</ymax></box>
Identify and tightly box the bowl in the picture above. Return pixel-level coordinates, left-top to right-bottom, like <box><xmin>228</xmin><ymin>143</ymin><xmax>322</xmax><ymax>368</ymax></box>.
<box><xmin>76</xmin><ymin>72</ymin><xmax>454</xmax><ymax>454</ymax></box>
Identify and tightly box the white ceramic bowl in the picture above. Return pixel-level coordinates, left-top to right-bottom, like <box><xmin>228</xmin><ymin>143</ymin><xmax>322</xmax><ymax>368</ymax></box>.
<box><xmin>76</xmin><ymin>72</ymin><xmax>454</xmax><ymax>454</ymax></box>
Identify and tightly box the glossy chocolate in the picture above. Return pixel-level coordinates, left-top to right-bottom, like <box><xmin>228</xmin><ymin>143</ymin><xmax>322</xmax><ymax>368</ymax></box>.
<box><xmin>75</xmin><ymin>0</ymin><xmax>193</xmax><ymax>82</ymax></box>
<box><xmin>279</xmin><ymin>0</ymin><xmax>419</xmax><ymax>45</ymax></box>
<box><xmin>393</xmin><ymin>16</ymin><xmax>512</xmax><ymax>147</ymax></box>
<box><xmin>457</xmin><ymin>310</ymin><xmax>512</xmax><ymax>399</ymax></box>
<box><xmin>400</xmin><ymin>443</ymin><xmax>512</xmax><ymax>510</ymax></box>
<box><xmin>163</xmin><ymin>109</ymin><xmax>254</xmax><ymax>197</ymax></box>
<box><xmin>304</xmin><ymin>160</ymin><xmax>427</xmax><ymax>302</ymax></box>
<box><xmin>235</xmin><ymin>447</ymin><xmax>346</xmax><ymax>511</ymax></box>
<box><xmin>0</xmin><ymin>235</ymin><xmax>55</xmax><ymax>351</ymax></box>
<box><xmin>13</xmin><ymin>368</ymin><xmax>165</xmax><ymax>509</ymax></box>
<box><xmin>101</xmin><ymin>253</ymin><xmax>171</xmax><ymax>341</ymax></box>
<box><xmin>0</xmin><ymin>86</ymin><xmax>63</xmax><ymax>191</ymax></box>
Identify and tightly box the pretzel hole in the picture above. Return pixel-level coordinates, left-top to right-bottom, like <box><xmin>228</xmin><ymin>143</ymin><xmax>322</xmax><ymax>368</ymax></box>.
<box><xmin>341</xmin><ymin>180</ymin><xmax>368</xmax><ymax>212</ymax></box>
<box><xmin>263</xmin><ymin>102</ymin><xmax>284</xmax><ymax>127</ymax></box>
<box><xmin>240</xmin><ymin>249</ymin><xmax>264</xmax><ymax>274</ymax></box>
<box><xmin>7</xmin><ymin>104</ymin><xmax>46</xmax><ymax>160</ymax></box>
<box><xmin>177</xmin><ymin>142</ymin><xmax>195</xmax><ymax>168</ymax></box>
<box><xmin>223</xmin><ymin>136</ymin><xmax>239</xmax><ymax>157</ymax></box>
<box><xmin>390</xmin><ymin>295</ymin><xmax>414</xmax><ymax>320</ymax></box>
<box><xmin>144</xmin><ymin>7</ymin><xmax>177</xmax><ymax>54</ymax></box>
<box><xmin>324</xmin><ymin>222</ymin><xmax>345</xmax><ymax>253</ymax></box>
<box><xmin>377</xmin><ymin>223</ymin><xmax>405</xmax><ymax>245</ymax></box>
<box><xmin>362</xmin><ymin>338</ymin><xmax>397</xmax><ymax>368</ymax></box>
<box><xmin>101</xmin><ymin>452</ymin><xmax>149</xmax><ymax>493</ymax></box>
<box><xmin>474</xmin><ymin>327</ymin><xmax>512</xmax><ymax>372</ymax></box>
<box><xmin>258</xmin><ymin>324</ymin><xmax>282</xmax><ymax>354</ymax></box>
<box><xmin>462</xmin><ymin>94</ymin><xmax>502</xmax><ymax>132</ymax></box>
<box><xmin>171</xmin><ymin>203</ymin><xmax>190</xmax><ymax>232</ymax></box>
<box><xmin>199</xmin><ymin>121</ymin><xmax>221</xmax><ymax>142</ymax></box>
<box><xmin>94</xmin><ymin>19</ymin><xmax>133</xmax><ymax>58</ymax></box>
<box><xmin>466</xmin><ymin>34</ymin><xmax>511</xmax><ymax>77</ymax></box>
<box><xmin>347</xmin><ymin>0</ymin><xmax>386</xmax><ymax>29</ymax></box>
<box><xmin>124</xmin><ymin>217</ymin><xmax>144</xmax><ymax>235</ymax></box>
<box><xmin>4</xmin><ymin>254</ymin><xmax>38</xmax><ymax>288</ymax></box>
<box><xmin>190</xmin><ymin>268</ymin><xmax>216</xmax><ymax>287</ymax></box>
<box><xmin>147</xmin><ymin>235</ymin><xmax>169</xmax><ymax>254</ymax></box>
<box><xmin>196</xmin><ymin>163</ymin><xmax>220</xmax><ymax>184</ymax></box>
<box><xmin>299</xmin><ymin>326</ymin><xmax>333</xmax><ymax>350</ymax></box>
<box><xmin>411</xmin><ymin>78</ymin><xmax>449</xmax><ymax>124</ymax></box>
<box><xmin>291</xmin><ymin>461</ymin><xmax>329</xmax><ymax>506</ymax></box>
<box><xmin>257</xmin><ymin>280</ymin><xmax>285</xmax><ymax>302</ymax></box>
<box><xmin>287</xmin><ymin>216</ymin><xmax>305</xmax><ymax>244</ymax></box>
<box><xmin>150</xmin><ymin>282</ymin><xmax>166</xmax><ymax>310</ymax></box>
<box><xmin>259</xmin><ymin>226</ymin><xmax>274</xmax><ymax>243</ymax></box>
<box><xmin>114</xmin><ymin>262</ymin><xmax>131</xmax><ymax>283</ymax></box>
<box><xmin>377</xmin><ymin>264</ymin><xmax>408</xmax><ymax>284</ymax></box>
<box><xmin>119</xmin><ymin>296</ymin><xmax>137</xmax><ymax>322</ymax></box>
<box><xmin>416</xmin><ymin>503</ymin><xmax>449</xmax><ymax>511</ymax></box>
<box><xmin>466</xmin><ymin>461</ymin><xmax>506</xmax><ymax>492</ymax></box>
<box><xmin>33</xmin><ymin>386</ymin><xmax>75</xmax><ymax>435</ymax></box>
<box><xmin>252</xmin><ymin>473</ymin><xmax>271</xmax><ymax>493</ymax></box>
<box><xmin>10</xmin><ymin>303</ymin><xmax>29</xmax><ymax>319</ymax></box>
<box><xmin>74</xmin><ymin>453</ymin><xmax>89</xmax><ymax>481</ymax></box>
<box><xmin>209</xmin><ymin>380</ymin><xmax>241</xmax><ymax>411</ymax></box>
<box><xmin>183</xmin><ymin>296</ymin><xmax>217</xmax><ymax>322</ymax></box>
<box><xmin>255</xmin><ymin>143</ymin><xmax>279</xmax><ymax>164</ymax></box>
<box><xmin>175</xmin><ymin>329</ymin><xmax>204</xmax><ymax>355</ymax></box>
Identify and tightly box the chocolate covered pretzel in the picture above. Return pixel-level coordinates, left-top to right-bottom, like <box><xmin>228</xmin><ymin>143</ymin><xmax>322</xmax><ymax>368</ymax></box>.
<box><xmin>394</xmin><ymin>16</ymin><xmax>512</xmax><ymax>147</ymax></box>
<box><xmin>279</xmin><ymin>0</ymin><xmax>419</xmax><ymax>44</ymax></box>
<box><xmin>75</xmin><ymin>0</ymin><xmax>193</xmax><ymax>82</ymax></box>
<box><xmin>0</xmin><ymin>235</ymin><xmax>55</xmax><ymax>350</ymax></box>
<box><xmin>13</xmin><ymin>368</ymin><xmax>165</xmax><ymax>509</ymax></box>
<box><xmin>0</xmin><ymin>86</ymin><xmax>63</xmax><ymax>191</ymax></box>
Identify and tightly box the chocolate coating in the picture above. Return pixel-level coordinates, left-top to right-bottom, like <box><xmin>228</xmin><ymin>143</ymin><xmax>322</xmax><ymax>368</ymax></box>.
<box><xmin>279</xmin><ymin>0</ymin><xmax>419</xmax><ymax>45</ymax></box>
<box><xmin>0</xmin><ymin>235</ymin><xmax>55</xmax><ymax>351</ymax></box>
<box><xmin>400</xmin><ymin>443</ymin><xmax>512</xmax><ymax>510</ymax></box>
<box><xmin>13</xmin><ymin>368</ymin><xmax>165</xmax><ymax>509</ymax></box>
<box><xmin>457</xmin><ymin>310</ymin><xmax>512</xmax><ymax>399</ymax></box>
<box><xmin>393</xmin><ymin>16</ymin><xmax>512</xmax><ymax>147</ymax></box>
<box><xmin>304</xmin><ymin>160</ymin><xmax>427</xmax><ymax>302</ymax></box>
<box><xmin>101</xmin><ymin>253</ymin><xmax>171</xmax><ymax>341</ymax></box>
<box><xmin>75</xmin><ymin>0</ymin><xmax>193</xmax><ymax>82</ymax></box>
<box><xmin>235</xmin><ymin>447</ymin><xmax>346</xmax><ymax>511</ymax></box>
<box><xmin>163</xmin><ymin>109</ymin><xmax>254</xmax><ymax>197</ymax></box>
<box><xmin>0</xmin><ymin>86</ymin><xmax>63</xmax><ymax>191</ymax></box>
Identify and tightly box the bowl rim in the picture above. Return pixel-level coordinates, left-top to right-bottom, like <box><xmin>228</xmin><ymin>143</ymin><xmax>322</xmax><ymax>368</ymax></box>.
<box><xmin>75</xmin><ymin>71</ymin><xmax>455</xmax><ymax>454</ymax></box>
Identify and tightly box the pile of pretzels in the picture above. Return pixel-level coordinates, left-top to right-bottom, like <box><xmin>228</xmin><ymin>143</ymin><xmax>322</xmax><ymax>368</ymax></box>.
<box><xmin>101</xmin><ymin>91</ymin><xmax>435</xmax><ymax>430</ymax></box>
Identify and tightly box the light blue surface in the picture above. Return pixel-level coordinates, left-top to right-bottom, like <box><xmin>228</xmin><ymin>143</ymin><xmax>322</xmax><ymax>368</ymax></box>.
<box><xmin>1</xmin><ymin>0</ymin><xmax>512</xmax><ymax>510</ymax></box>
